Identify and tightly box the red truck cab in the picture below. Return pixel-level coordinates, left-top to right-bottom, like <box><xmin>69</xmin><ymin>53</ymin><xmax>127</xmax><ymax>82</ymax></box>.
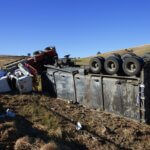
<box><xmin>26</xmin><ymin>47</ymin><xmax>58</xmax><ymax>74</ymax></box>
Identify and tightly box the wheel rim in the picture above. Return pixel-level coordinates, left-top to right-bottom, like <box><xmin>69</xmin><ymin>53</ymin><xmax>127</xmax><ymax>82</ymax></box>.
<box><xmin>126</xmin><ymin>62</ymin><xmax>136</xmax><ymax>73</ymax></box>
<box><xmin>107</xmin><ymin>61</ymin><xmax>116</xmax><ymax>72</ymax></box>
<box><xmin>92</xmin><ymin>61</ymin><xmax>99</xmax><ymax>70</ymax></box>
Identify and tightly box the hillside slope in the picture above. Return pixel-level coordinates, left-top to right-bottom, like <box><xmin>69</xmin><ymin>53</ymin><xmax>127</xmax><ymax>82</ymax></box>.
<box><xmin>75</xmin><ymin>44</ymin><xmax>150</xmax><ymax>65</ymax></box>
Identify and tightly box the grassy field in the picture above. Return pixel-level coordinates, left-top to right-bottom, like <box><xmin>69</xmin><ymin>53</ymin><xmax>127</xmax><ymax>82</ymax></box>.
<box><xmin>0</xmin><ymin>56</ymin><xmax>24</xmax><ymax>67</ymax></box>
<box><xmin>1</xmin><ymin>94</ymin><xmax>150</xmax><ymax>150</ymax></box>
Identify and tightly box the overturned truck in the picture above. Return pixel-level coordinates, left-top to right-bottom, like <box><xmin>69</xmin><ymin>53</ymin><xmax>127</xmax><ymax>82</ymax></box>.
<box><xmin>1</xmin><ymin>45</ymin><xmax>150</xmax><ymax>124</ymax></box>
<box><xmin>45</xmin><ymin>63</ymin><xmax>150</xmax><ymax>123</ymax></box>
<box><xmin>44</xmin><ymin>46</ymin><xmax>150</xmax><ymax>124</ymax></box>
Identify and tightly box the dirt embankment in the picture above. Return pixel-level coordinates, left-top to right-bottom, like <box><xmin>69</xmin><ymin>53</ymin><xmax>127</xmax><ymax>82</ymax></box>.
<box><xmin>0</xmin><ymin>94</ymin><xmax>150</xmax><ymax>150</ymax></box>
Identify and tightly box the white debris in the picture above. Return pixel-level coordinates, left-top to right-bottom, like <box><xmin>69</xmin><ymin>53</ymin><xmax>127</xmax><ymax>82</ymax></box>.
<box><xmin>18</xmin><ymin>63</ymin><xmax>31</xmax><ymax>76</ymax></box>
<box><xmin>140</xmin><ymin>84</ymin><xmax>145</xmax><ymax>88</ymax></box>
<box><xmin>14</xmin><ymin>69</ymin><xmax>23</xmax><ymax>77</ymax></box>
<box><xmin>76</xmin><ymin>121</ymin><xmax>82</xmax><ymax>130</ymax></box>
<box><xmin>15</xmin><ymin>75</ymin><xmax>32</xmax><ymax>93</ymax></box>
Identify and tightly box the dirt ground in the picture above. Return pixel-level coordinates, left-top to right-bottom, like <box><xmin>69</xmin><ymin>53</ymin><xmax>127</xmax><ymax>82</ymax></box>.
<box><xmin>0</xmin><ymin>94</ymin><xmax>150</xmax><ymax>150</ymax></box>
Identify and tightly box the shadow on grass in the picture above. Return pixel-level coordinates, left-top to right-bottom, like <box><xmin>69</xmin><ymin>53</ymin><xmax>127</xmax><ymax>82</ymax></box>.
<box><xmin>14</xmin><ymin>114</ymin><xmax>87</xmax><ymax>150</ymax></box>
<box><xmin>43</xmin><ymin>105</ymin><xmax>130</xmax><ymax>150</ymax></box>
<box><xmin>0</xmin><ymin>100</ymin><xmax>87</xmax><ymax>150</ymax></box>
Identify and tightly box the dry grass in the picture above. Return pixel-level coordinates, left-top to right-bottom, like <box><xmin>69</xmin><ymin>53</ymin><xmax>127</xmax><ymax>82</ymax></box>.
<box><xmin>19</xmin><ymin>100</ymin><xmax>60</xmax><ymax>132</ymax></box>
<box><xmin>40</xmin><ymin>142</ymin><xmax>59</xmax><ymax>150</ymax></box>
<box><xmin>0</xmin><ymin>56</ymin><xmax>24</xmax><ymax>67</ymax></box>
<box><xmin>14</xmin><ymin>136</ymin><xmax>49</xmax><ymax>150</ymax></box>
<box><xmin>75</xmin><ymin>44</ymin><xmax>150</xmax><ymax>65</ymax></box>
<box><xmin>14</xmin><ymin>137</ymin><xmax>34</xmax><ymax>150</ymax></box>
<box><xmin>1</xmin><ymin>94</ymin><xmax>150</xmax><ymax>150</ymax></box>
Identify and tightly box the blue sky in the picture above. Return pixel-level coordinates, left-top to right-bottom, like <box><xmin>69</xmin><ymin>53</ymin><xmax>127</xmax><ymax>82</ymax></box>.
<box><xmin>0</xmin><ymin>0</ymin><xmax>149</xmax><ymax>58</ymax></box>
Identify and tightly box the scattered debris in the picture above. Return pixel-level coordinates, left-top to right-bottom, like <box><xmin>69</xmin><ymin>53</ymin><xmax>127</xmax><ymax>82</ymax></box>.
<box><xmin>16</xmin><ymin>75</ymin><xmax>32</xmax><ymax>93</ymax></box>
<box><xmin>76</xmin><ymin>122</ymin><xmax>82</xmax><ymax>131</ymax></box>
<box><xmin>0</xmin><ymin>63</ymin><xmax>33</xmax><ymax>94</ymax></box>
<box><xmin>0</xmin><ymin>47</ymin><xmax>58</xmax><ymax>94</ymax></box>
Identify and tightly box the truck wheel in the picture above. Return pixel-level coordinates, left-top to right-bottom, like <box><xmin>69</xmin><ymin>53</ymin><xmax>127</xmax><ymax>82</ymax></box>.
<box><xmin>89</xmin><ymin>57</ymin><xmax>104</xmax><ymax>74</ymax></box>
<box><xmin>121</xmin><ymin>53</ymin><xmax>136</xmax><ymax>61</ymax></box>
<box><xmin>112</xmin><ymin>53</ymin><xmax>121</xmax><ymax>59</ymax></box>
<box><xmin>123</xmin><ymin>57</ymin><xmax>142</xmax><ymax>76</ymax></box>
<box><xmin>142</xmin><ymin>53</ymin><xmax>150</xmax><ymax>62</ymax></box>
<box><xmin>104</xmin><ymin>56</ymin><xmax>121</xmax><ymax>75</ymax></box>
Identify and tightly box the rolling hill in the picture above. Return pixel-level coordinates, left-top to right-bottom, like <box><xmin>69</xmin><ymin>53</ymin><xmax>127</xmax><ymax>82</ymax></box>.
<box><xmin>75</xmin><ymin>44</ymin><xmax>150</xmax><ymax>65</ymax></box>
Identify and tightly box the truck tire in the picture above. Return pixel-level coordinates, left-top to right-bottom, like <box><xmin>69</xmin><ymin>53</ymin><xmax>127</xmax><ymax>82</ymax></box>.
<box><xmin>121</xmin><ymin>53</ymin><xmax>136</xmax><ymax>61</ymax></box>
<box><xmin>104</xmin><ymin>56</ymin><xmax>121</xmax><ymax>75</ymax></box>
<box><xmin>112</xmin><ymin>53</ymin><xmax>121</xmax><ymax>59</ymax></box>
<box><xmin>89</xmin><ymin>57</ymin><xmax>104</xmax><ymax>74</ymax></box>
<box><xmin>122</xmin><ymin>57</ymin><xmax>142</xmax><ymax>76</ymax></box>
<box><xmin>142</xmin><ymin>53</ymin><xmax>150</xmax><ymax>62</ymax></box>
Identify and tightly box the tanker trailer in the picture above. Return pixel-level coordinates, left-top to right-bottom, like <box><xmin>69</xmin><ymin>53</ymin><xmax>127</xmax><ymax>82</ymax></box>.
<box><xmin>74</xmin><ymin>44</ymin><xmax>150</xmax><ymax>76</ymax></box>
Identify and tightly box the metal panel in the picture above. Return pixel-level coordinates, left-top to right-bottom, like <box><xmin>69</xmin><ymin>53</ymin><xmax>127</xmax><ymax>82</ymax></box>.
<box><xmin>46</xmin><ymin>67</ymin><xmax>143</xmax><ymax>122</ymax></box>
<box><xmin>75</xmin><ymin>75</ymin><xmax>103</xmax><ymax>109</ymax></box>
<box><xmin>55</xmin><ymin>72</ymin><xmax>76</xmax><ymax>102</ymax></box>
<box><xmin>103</xmin><ymin>78</ymin><xmax>140</xmax><ymax>120</ymax></box>
<box><xmin>143</xmin><ymin>64</ymin><xmax>150</xmax><ymax>123</ymax></box>
<box><xmin>47</xmin><ymin>69</ymin><xmax>55</xmax><ymax>84</ymax></box>
<box><xmin>87</xmin><ymin>76</ymin><xmax>103</xmax><ymax>109</ymax></box>
<box><xmin>83</xmin><ymin>76</ymin><xmax>103</xmax><ymax>109</ymax></box>
<box><xmin>74</xmin><ymin>75</ymin><xmax>86</xmax><ymax>104</ymax></box>
<box><xmin>45</xmin><ymin>69</ymin><xmax>57</xmax><ymax>96</ymax></box>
